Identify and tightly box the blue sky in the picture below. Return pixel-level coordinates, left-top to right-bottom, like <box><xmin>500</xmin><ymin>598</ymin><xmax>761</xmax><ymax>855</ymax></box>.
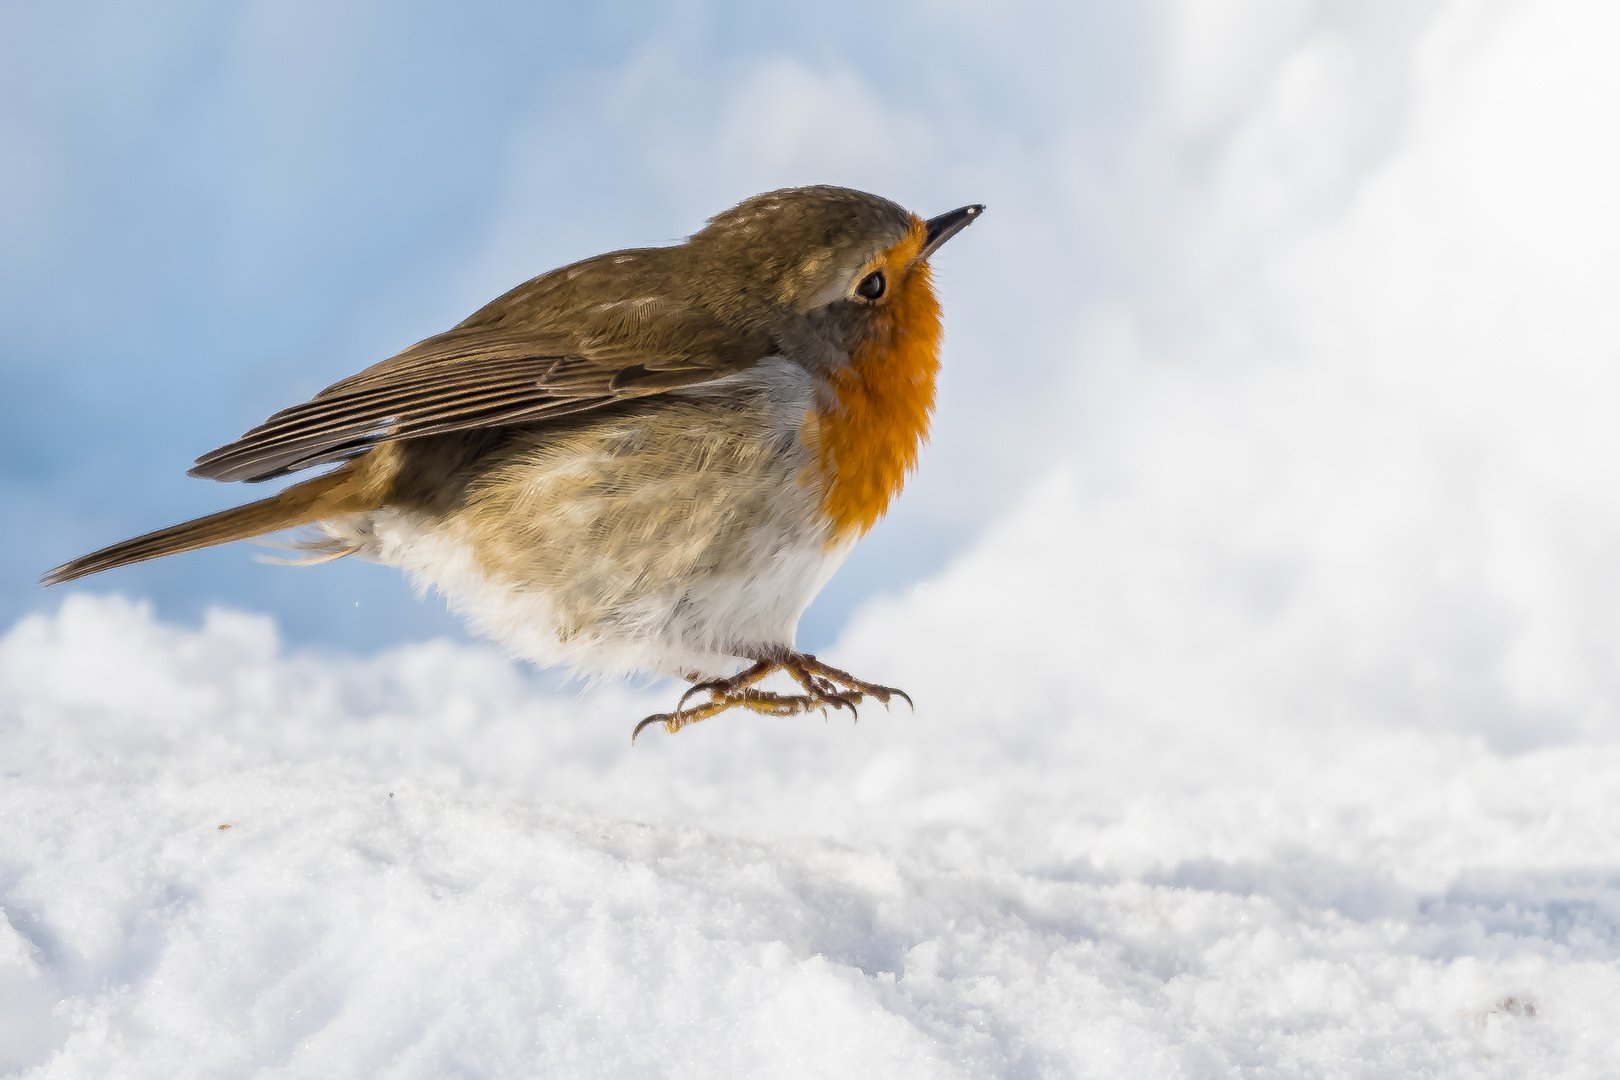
<box><xmin>3</xmin><ymin>0</ymin><xmax>1148</xmax><ymax>652</ymax></box>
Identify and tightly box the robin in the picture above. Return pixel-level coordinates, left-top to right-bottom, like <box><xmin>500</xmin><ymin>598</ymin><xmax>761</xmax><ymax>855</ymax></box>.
<box><xmin>44</xmin><ymin>186</ymin><xmax>983</xmax><ymax>738</ymax></box>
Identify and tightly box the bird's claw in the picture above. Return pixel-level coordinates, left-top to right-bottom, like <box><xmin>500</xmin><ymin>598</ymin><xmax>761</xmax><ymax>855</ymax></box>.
<box><xmin>631</xmin><ymin>652</ymin><xmax>911</xmax><ymax>740</ymax></box>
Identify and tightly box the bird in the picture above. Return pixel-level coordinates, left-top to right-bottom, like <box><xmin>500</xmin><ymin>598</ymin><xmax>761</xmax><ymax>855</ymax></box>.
<box><xmin>43</xmin><ymin>186</ymin><xmax>983</xmax><ymax>738</ymax></box>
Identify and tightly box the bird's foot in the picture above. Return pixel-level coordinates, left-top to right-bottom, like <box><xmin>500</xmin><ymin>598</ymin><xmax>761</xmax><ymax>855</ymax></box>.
<box><xmin>632</xmin><ymin>653</ymin><xmax>913</xmax><ymax>740</ymax></box>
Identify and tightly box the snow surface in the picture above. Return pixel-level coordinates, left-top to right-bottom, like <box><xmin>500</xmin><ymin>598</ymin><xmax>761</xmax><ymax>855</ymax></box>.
<box><xmin>3</xmin><ymin>577</ymin><xmax>1619</xmax><ymax>1077</ymax></box>
<box><xmin>8</xmin><ymin>0</ymin><xmax>1620</xmax><ymax>1075</ymax></box>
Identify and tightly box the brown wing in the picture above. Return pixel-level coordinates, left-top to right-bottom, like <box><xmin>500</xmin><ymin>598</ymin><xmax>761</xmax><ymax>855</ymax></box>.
<box><xmin>188</xmin><ymin>295</ymin><xmax>764</xmax><ymax>484</ymax></box>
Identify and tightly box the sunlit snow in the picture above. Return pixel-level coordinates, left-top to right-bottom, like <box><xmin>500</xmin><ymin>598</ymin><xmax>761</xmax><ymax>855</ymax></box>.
<box><xmin>2</xmin><ymin>571</ymin><xmax>1616</xmax><ymax>1076</ymax></box>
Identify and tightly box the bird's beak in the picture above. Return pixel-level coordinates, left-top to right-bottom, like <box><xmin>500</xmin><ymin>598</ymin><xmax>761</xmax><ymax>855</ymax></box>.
<box><xmin>919</xmin><ymin>204</ymin><xmax>985</xmax><ymax>261</ymax></box>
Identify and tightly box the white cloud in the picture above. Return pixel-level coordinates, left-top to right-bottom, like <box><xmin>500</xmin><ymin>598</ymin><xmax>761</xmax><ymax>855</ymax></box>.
<box><xmin>450</xmin><ymin>50</ymin><xmax>937</xmax><ymax>319</ymax></box>
<box><xmin>640</xmin><ymin>54</ymin><xmax>937</xmax><ymax>205</ymax></box>
<box><xmin>1166</xmin><ymin>0</ymin><xmax>1315</xmax><ymax>132</ymax></box>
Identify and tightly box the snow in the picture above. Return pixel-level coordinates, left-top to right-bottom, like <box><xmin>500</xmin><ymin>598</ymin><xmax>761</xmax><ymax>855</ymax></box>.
<box><xmin>4</xmin><ymin>568</ymin><xmax>1620</xmax><ymax>1077</ymax></box>
<box><xmin>3</xmin><ymin>594</ymin><xmax>1619</xmax><ymax>1077</ymax></box>
<box><xmin>8</xmin><ymin>0</ymin><xmax>1620</xmax><ymax>1074</ymax></box>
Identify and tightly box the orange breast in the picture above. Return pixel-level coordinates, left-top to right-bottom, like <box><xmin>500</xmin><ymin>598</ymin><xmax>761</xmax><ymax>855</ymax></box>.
<box><xmin>805</xmin><ymin>219</ymin><xmax>944</xmax><ymax>541</ymax></box>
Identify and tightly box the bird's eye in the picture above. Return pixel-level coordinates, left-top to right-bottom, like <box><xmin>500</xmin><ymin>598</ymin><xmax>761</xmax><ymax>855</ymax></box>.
<box><xmin>855</xmin><ymin>270</ymin><xmax>886</xmax><ymax>300</ymax></box>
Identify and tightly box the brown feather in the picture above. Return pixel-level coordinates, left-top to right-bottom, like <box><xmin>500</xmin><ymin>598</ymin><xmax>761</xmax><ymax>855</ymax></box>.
<box><xmin>187</xmin><ymin>293</ymin><xmax>768</xmax><ymax>485</ymax></box>
<box><xmin>41</xmin><ymin>463</ymin><xmax>383</xmax><ymax>585</ymax></box>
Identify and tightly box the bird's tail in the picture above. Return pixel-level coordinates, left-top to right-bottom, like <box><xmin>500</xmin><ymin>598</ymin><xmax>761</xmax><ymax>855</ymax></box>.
<box><xmin>42</xmin><ymin>464</ymin><xmax>379</xmax><ymax>586</ymax></box>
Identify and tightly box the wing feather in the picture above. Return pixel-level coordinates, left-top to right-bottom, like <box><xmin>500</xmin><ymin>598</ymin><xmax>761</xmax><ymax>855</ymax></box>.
<box><xmin>189</xmin><ymin>296</ymin><xmax>766</xmax><ymax>483</ymax></box>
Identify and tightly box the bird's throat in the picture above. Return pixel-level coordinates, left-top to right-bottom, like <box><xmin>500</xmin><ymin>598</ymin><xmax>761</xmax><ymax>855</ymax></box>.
<box><xmin>805</xmin><ymin>233</ymin><xmax>943</xmax><ymax>541</ymax></box>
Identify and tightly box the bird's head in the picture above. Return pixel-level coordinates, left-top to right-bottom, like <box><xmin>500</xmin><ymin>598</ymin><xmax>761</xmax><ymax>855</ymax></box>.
<box><xmin>685</xmin><ymin>185</ymin><xmax>982</xmax><ymax>366</ymax></box>
<box><xmin>686</xmin><ymin>186</ymin><xmax>983</xmax><ymax>539</ymax></box>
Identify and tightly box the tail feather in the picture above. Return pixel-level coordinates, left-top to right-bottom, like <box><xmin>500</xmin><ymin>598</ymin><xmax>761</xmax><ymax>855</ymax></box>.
<box><xmin>42</xmin><ymin>466</ymin><xmax>375</xmax><ymax>586</ymax></box>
